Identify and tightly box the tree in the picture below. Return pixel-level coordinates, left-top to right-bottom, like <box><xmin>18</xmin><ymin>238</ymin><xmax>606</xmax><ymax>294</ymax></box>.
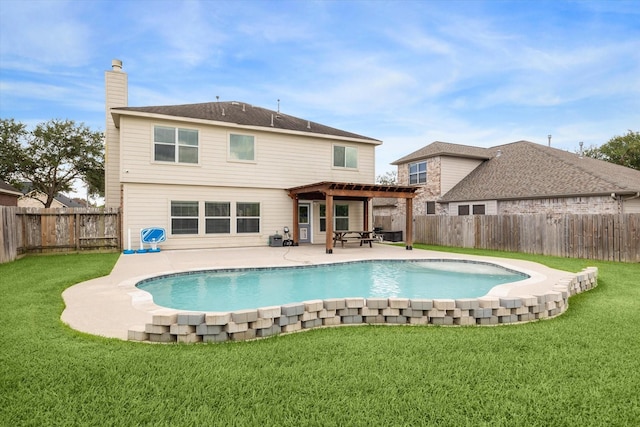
<box><xmin>0</xmin><ymin>118</ymin><xmax>104</xmax><ymax>207</ymax></box>
<box><xmin>582</xmin><ymin>130</ymin><xmax>640</xmax><ymax>171</ymax></box>
<box><xmin>376</xmin><ymin>170</ymin><xmax>397</xmax><ymax>185</ymax></box>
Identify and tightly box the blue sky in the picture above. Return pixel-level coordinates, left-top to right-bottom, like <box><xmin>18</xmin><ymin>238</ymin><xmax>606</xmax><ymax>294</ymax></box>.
<box><xmin>1</xmin><ymin>0</ymin><xmax>639</xmax><ymax>179</ymax></box>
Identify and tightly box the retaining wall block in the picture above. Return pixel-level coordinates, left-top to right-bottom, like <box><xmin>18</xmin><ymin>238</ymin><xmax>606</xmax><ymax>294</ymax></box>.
<box><xmin>276</xmin><ymin>315</ymin><xmax>298</xmax><ymax>326</ymax></box>
<box><xmin>304</xmin><ymin>300</ymin><xmax>324</xmax><ymax>312</ymax></box>
<box><xmin>470</xmin><ymin>308</ymin><xmax>493</xmax><ymax>318</ymax></box>
<box><xmin>495</xmin><ymin>307</ymin><xmax>513</xmax><ymax>317</ymax></box>
<box><xmin>366</xmin><ymin>298</ymin><xmax>388</xmax><ymax>309</ymax></box>
<box><xmin>338</xmin><ymin>308</ymin><xmax>360</xmax><ymax>316</ymax></box>
<box><xmin>518</xmin><ymin>313</ymin><xmax>536</xmax><ymax>322</ymax></box>
<box><xmin>170</xmin><ymin>324</ymin><xmax>196</xmax><ymax>335</ymax></box>
<box><xmin>385</xmin><ymin>315</ymin><xmax>408</xmax><ymax>324</ymax></box>
<box><xmin>454</xmin><ymin>316</ymin><xmax>476</xmax><ymax>326</ymax></box>
<box><xmin>323</xmin><ymin>316</ymin><xmax>342</xmax><ymax>326</ymax></box>
<box><xmin>402</xmin><ymin>308</ymin><xmax>424</xmax><ymax>318</ymax></box>
<box><xmin>431</xmin><ymin>316</ymin><xmax>454</xmax><ymax>325</ymax></box>
<box><xmin>536</xmin><ymin>311</ymin><xmax>549</xmax><ymax>319</ymax></box>
<box><xmin>203</xmin><ymin>332</ymin><xmax>228</xmax><ymax>343</ymax></box>
<box><xmin>225</xmin><ymin>321</ymin><xmax>248</xmax><ymax>333</ymax></box>
<box><xmin>205</xmin><ymin>312</ymin><xmax>232</xmax><ymax>325</ymax></box>
<box><xmin>515</xmin><ymin>306</ymin><xmax>530</xmax><ymax>315</ymax></box>
<box><xmin>324</xmin><ymin>299</ymin><xmax>346</xmax><ymax>310</ymax></box>
<box><xmin>231</xmin><ymin>329</ymin><xmax>256</xmax><ymax>341</ymax></box>
<box><xmin>176</xmin><ymin>313</ymin><xmax>205</xmax><ymax>326</ymax></box>
<box><xmin>151</xmin><ymin>312</ymin><xmax>177</xmax><ymax>326</ymax></box>
<box><xmin>410</xmin><ymin>299</ymin><xmax>434</xmax><ymax>310</ymax></box>
<box><xmin>365</xmin><ymin>315</ymin><xmax>386</xmax><ymax>324</ymax></box>
<box><xmin>258</xmin><ymin>306</ymin><xmax>281</xmax><ymax>318</ymax></box>
<box><xmin>361</xmin><ymin>307</ymin><xmax>381</xmax><ymax>316</ymax></box>
<box><xmin>251</xmin><ymin>318</ymin><xmax>274</xmax><ymax>329</ymax></box>
<box><xmin>318</xmin><ymin>309</ymin><xmax>336</xmax><ymax>318</ymax></box>
<box><xmin>303</xmin><ymin>318</ymin><xmax>323</xmax><ymax>329</ymax></box>
<box><xmin>177</xmin><ymin>333</ymin><xmax>202</xmax><ymax>343</ymax></box>
<box><xmin>433</xmin><ymin>299</ymin><xmax>455</xmax><ymax>310</ymax></box>
<box><xmin>256</xmin><ymin>324</ymin><xmax>281</xmax><ymax>338</ymax></box>
<box><xmin>388</xmin><ymin>298</ymin><xmax>410</xmax><ymax>309</ymax></box>
<box><xmin>455</xmin><ymin>299</ymin><xmax>479</xmax><ymax>310</ymax></box>
<box><xmin>127</xmin><ymin>326</ymin><xmax>148</xmax><ymax>341</ymax></box>
<box><xmin>447</xmin><ymin>308</ymin><xmax>462</xmax><ymax>318</ymax></box>
<box><xmin>301</xmin><ymin>311</ymin><xmax>318</xmax><ymax>321</ymax></box>
<box><xmin>477</xmin><ymin>316</ymin><xmax>499</xmax><ymax>325</ymax></box>
<box><xmin>381</xmin><ymin>307</ymin><xmax>400</xmax><ymax>316</ymax></box>
<box><xmin>282</xmin><ymin>321</ymin><xmax>302</xmax><ymax>333</ymax></box>
<box><xmin>281</xmin><ymin>303</ymin><xmax>304</xmax><ymax>316</ymax></box>
<box><xmin>521</xmin><ymin>295</ymin><xmax>538</xmax><ymax>306</ymax></box>
<box><xmin>427</xmin><ymin>309</ymin><xmax>446</xmax><ymax>318</ymax></box>
<box><xmin>409</xmin><ymin>316</ymin><xmax>429</xmax><ymax>325</ymax></box>
<box><xmin>342</xmin><ymin>315</ymin><xmax>363</xmax><ymax>324</ymax></box>
<box><xmin>478</xmin><ymin>297</ymin><xmax>500</xmax><ymax>308</ymax></box>
<box><xmin>148</xmin><ymin>332</ymin><xmax>176</xmax><ymax>343</ymax></box>
<box><xmin>231</xmin><ymin>309</ymin><xmax>258</xmax><ymax>324</ymax></box>
<box><xmin>345</xmin><ymin>298</ymin><xmax>365</xmax><ymax>308</ymax></box>
<box><xmin>499</xmin><ymin>314</ymin><xmax>518</xmax><ymax>324</ymax></box>
<box><xmin>499</xmin><ymin>298</ymin><xmax>522</xmax><ymax>309</ymax></box>
<box><xmin>145</xmin><ymin>324</ymin><xmax>169</xmax><ymax>334</ymax></box>
<box><xmin>196</xmin><ymin>324</ymin><xmax>224</xmax><ymax>335</ymax></box>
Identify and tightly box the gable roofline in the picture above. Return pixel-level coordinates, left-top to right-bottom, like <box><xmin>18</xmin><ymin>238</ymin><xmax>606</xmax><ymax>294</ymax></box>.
<box><xmin>391</xmin><ymin>141</ymin><xmax>492</xmax><ymax>165</ymax></box>
<box><xmin>111</xmin><ymin>101</ymin><xmax>382</xmax><ymax>145</ymax></box>
<box><xmin>0</xmin><ymin>180</ymin><xmax>22</xmax><ymax>197</ymax></box>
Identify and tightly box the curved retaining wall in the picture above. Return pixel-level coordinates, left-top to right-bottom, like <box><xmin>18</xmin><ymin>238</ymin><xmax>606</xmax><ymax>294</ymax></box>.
<box><xmin>128</xmin><ymin>267</ymin><xmax>598</xmax><ymax>343</ymax></box>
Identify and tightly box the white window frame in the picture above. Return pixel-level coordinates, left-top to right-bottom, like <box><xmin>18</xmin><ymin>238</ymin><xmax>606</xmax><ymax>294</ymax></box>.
<box><xmin>409</xmin><ymin>161</ymin><xmax>427</xmax><ymax>185</ymax></box>
<box><xmin>228</xmin><ymin>133</ymin><xmax>256</xmax><ymax>162</ymax></box>
<box><xmin>205</xmin><ymin>202</ymin><xmax>231</xmax><ymax>234</ymax></box>
<box><xmin>153</xmin><ymin>125</ymin><xmax>199</xmax><ymax>164</ymax></box>
<box><xmin>333</xmin><ymin>144</ymin><xmax>358</xmax><ymax>169</ymax></box>
<box><xmin>236</xmin><ymin>202</ymin><xmax>261</xmax><ymax>234</ymax></box>
<box><xmin>170</xmin><ymin>201</ymin><xmax>199</xmax><ymax>235</ymax></box>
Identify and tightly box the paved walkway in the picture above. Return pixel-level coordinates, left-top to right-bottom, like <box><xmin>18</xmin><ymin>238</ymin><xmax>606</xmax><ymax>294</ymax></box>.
<box><xmin>61</xmin><ymin>244</ymin><xmax>571</xmax><ymax>340</ymax></box>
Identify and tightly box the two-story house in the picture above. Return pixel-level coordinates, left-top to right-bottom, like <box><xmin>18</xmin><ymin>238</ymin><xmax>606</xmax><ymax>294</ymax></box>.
<box><xmin>105</xmin><ymin>60</ymin><xmax>416</xmax><ymax>252</ymax></box>
<box><xmin>388</xmin><ymin>140</ymin><xmax>640</xmax><ymax>220</ymax></box>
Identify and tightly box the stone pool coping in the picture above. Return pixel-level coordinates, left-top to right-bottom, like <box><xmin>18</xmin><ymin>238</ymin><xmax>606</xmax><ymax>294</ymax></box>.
<box><xmin>61</xmin><ymin>244</ymin><xmax>597</xmax><ymax>342</ymax></box>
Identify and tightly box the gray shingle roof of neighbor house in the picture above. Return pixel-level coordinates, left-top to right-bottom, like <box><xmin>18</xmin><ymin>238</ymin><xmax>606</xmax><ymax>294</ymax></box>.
<box><xmin>439</xmin><ymin>140</ymin><xmax>640</xmax><ymax>202</ymax></box>
<box><xmin>112</xmin><ymin>101</ymin><xmax>381</xmax><ymax>143</ymax></box>
<box><xmin>391</xmin><ymin>141</ymin><xmax>492</xmax><ymax>165</ymax></box>
<box><xmin>0</xmin><ymin>180</ymin><xmax>22</xmax><ymax>196</ymax></box>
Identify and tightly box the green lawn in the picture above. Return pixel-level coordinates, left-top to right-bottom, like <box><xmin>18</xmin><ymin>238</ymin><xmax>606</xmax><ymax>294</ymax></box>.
<box><xmin>1</xmin><ymin>247</ymin><xmax>639</xmax><ymax>426</ymax></box>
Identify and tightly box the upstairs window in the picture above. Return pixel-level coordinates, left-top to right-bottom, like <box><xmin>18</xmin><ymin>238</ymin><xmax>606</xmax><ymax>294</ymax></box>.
<box><xmin>229</xmin><ymin>134</ymin><xmax>255</xmax><ymax>161</ymax></box>
<box><xmin>333</xmin><ymin>145</ymin><xmax>358</xmax><ymax>168</ymax></box>
<box><xmin>154</xmin><ymin>126</ymin><xmax>198</xmax><ymax>164</ymax></box>
<box><xmin>409</xmin><ymin>161</ymin><xmax>427</xmax><ymax>184</ymax></box>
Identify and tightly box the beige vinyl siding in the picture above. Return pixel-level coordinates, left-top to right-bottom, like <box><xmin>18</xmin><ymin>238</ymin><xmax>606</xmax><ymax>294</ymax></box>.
<box><xmin>104</xmin><ymin>70</ymin><xmax>127</xmax><ymax>208</ymax></box>
<box><xmin>118</xmin><ymin>117</ymin><xmax>376</xmax><ymax>189</ymax></box>
<box><xmin>311</xmin><ymin>201</ymin><xmax>366</xmax><ymax>244</ymax></box>
<box><xmin>623</xmin><ymin>198</ymin><xmax>640</xmax><ymax>214</ymax></box>
<box><xmin>440</xmin><ymin>157</ymin><xmax>483</xmax><ymax>194</ymax></box>
<box><xmin>122</xmin><ymin>183</ymin><xmax>293</xmax><ymax>250</ymax></box>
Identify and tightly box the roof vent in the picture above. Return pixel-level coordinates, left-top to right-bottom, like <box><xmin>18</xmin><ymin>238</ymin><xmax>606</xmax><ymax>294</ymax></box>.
<box><xmin>221</xmin><ymin>108</ymin><xmax>225</xmax><ymax>116</ymax></box>
<box><xmin>496</xmin><ymin>150</ymin><xmax>502</xmax><ymax>157</ymax></box>
<box><xmin>307</xmin><ymin>121</ymin><xmax>311</xmax><ymax>129</ymax></box>
<box><xmin>242</xmin><ymin>104</ymin><xmax>246</xmax><ymax>112</ymax></box>
<box><xmin>270</xmin><ymin>114</ymin><xmax>274</xmax><ymax>127</ymax></box>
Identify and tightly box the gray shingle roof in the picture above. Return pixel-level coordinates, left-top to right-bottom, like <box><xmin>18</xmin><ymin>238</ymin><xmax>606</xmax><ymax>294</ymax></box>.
<box><xmin>0</xmin><ymin>180</ymin><xmax>22</xmax><ymax>195</ymax></box>
<box><xmin>392</xmin><ymin>141</ymin><xmax>492</xmax><ymax>165</ymax></box>
<box><xmin>112</xmin><ymin>101</ymin><xmax>380</xmax><ymax>142</ymax></box>
<box><xmin>439</xmin><ymin>141</ymin><xmax>640</xmax><ymax>202</ymax></box>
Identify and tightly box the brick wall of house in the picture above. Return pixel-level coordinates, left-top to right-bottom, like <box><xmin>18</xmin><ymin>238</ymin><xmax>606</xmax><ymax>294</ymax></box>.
<box><xmin>497</xmin><ymin>196</ymin><xmax>620</xmax><ymax>215</ymax></box>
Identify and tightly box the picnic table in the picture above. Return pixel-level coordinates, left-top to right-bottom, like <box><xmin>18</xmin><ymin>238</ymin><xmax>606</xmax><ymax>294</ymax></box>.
<box><xmin>333</xmin><ymin>230</ymin><xmax>376</xmax><ymax>248</ymax></box>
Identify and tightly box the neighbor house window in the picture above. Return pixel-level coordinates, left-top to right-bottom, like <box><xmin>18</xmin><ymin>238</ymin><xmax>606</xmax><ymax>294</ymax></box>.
<box><xmin>205</xmin><ymin>202</ymin><xmax>230</xmax><ymax>234</ymax></box>
<box><xmin>426</xmin><ymin>201</ymin><xmax>436</xmax><ymax>215</ymax></box>
<box><xmin>333</xmin><ymin>145</ymin><xmax>357</xmax><ymax>168</ymax></box>
<box><xmin>237</xmin><ymin>202</ymin><xmax>260</xmax><ymax>233</ymax></box>
<box><xmin>472</xmin><ymin>204</ymin><xmax>486</xmax><ymax>215</ymax></box>
<box><xmin>154</xmin><ymin>126</ymin><xmax>198</xmax><ymax>164</ymax></box>
<box><xmin>458</xmin><ymin>205</ymin><xmax>470</xmax><ymax>216</ymax></box>
<box><xmin>319</xmin><ymin>204</ymin><xmax>349</xmax><ymax>231</ymax></box>
<box><xmin>229</xmin><ymin>133</ymin><xmax>255</xmax><ymax>161</ymax></box>
<box><xmin>335</xmin><ymin>204</ymin><xmax>349</xmax><ymax>230</ymax></box>
<box><xmin>409</xmin><ymin>161</ymin><xmax>427</xmax><ymax>184</ymax></box>
<box><xmin>171</xmin><ymin>201</ymin><xmax>199</xmax><ymax>234</ymax></box>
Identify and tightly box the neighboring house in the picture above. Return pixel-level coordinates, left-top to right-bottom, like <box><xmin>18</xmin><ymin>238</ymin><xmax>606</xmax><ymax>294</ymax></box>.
<box><xmin>17</xmin><ymin>183</ymin><xmax>86</xmax><ymax>208</ymax></box>
<box><xmin>388</xmin><ymin>140</ymin><xmax>640</xmax><ymax>218</ymax></box>
<box><xmin>105</xmin><ymin>60</ymin><xmax>415</xmax><ymax>251</ymax></box>
<box><xmin>0</xmin><ymin>181</ymin><xmax>22</xmax><ymax>206</ymax></box>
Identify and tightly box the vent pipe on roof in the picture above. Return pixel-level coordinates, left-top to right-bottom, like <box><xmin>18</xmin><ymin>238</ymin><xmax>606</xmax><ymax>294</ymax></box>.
<box><xmin>277</xmin><ymin>99</ymin><xmax>280</xmax><ymax>113</ymax></box>
<box><xmin>242</xmin><ymin>104</ymin><xmax>246</xmax><ymax>112</ymax></box>
<box><xmin>548</xmin><ymin>134</ymin><xmax>552</xmax><ymax>147</ymax></box>
<box><xmin>307</xmin><ymin>121</ymin><xmax>311</xmax><ymax>129</ymax></box>
<box><xmin>579</xmin><ymin>141</ymin><xmax>584</xmax><ymax>158</ymax></box>
<box><xmin>111</xmin><ymin>59</ymin><xmax>123</xmax><ymax>71</ymax></box>
<box><xmin>222</xmin><ymin>108</ymin><xmax>225</xmax><ymax>116</ymax></box>
<box><xmin>270</xmin><ymin>114</ymin><xmax>274</xmax><ymax>127</ymax></box>
<box><xmin>496</xmin><ymin>150</ymin><xmax>502</xmax><ymax>157</ymax></box>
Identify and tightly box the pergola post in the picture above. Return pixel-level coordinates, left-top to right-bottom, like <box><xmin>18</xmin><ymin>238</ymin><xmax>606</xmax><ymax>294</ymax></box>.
<box><xmin>363</xmin><ymin>198</ymin><xmax>369</xmax><ymax>231</ymax></box>
<box><xmin>325</xmin><ymin>194</ymin><xmax>334</xmax><ymax>254</ymax></box>
<box><xmin>292</xmin><ymin>196</ymin><xmax>300</xmax><ymax>245</ymax></box>
<box><xmin>405</xmin><ymin>197</ymin><xmax>413</xmax><ymax>250</ymax></box>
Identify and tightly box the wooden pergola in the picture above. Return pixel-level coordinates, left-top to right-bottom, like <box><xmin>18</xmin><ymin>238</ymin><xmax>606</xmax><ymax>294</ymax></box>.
<box><xmin>287</xmin><ymin>181</ymin><xmax>418</xmax><ymax>254</ymax></box>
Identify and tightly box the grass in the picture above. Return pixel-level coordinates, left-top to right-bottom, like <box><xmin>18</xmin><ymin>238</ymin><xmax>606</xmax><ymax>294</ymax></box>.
<box><xmin>1</xmin><ymin>247</ymin><xmax>639</xmax><ymax>426</ymax></box>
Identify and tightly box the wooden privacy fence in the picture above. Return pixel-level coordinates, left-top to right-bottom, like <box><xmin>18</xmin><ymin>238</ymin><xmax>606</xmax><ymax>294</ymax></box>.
<box><xmin>0</xmin><ymin>207</ymin><xmax>121</xmax><ymax>263</ymax></box>
<box><xmin>411</xmin><ymin>213</ymin><xmax>639</xmax><ymax>263</ymax></box>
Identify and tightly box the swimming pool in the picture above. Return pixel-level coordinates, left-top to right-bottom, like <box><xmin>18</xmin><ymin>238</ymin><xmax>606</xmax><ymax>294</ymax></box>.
<box><xmin>136</xmin><ymin>259</ymin><xmax>528</xmax><ymax>312</ymax></box>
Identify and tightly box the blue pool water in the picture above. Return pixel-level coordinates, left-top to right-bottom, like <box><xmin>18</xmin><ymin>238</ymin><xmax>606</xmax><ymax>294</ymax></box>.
<box><xmin>136</xmin><ymin>260</ymin><xmax>528</xmax><ymax>312</ymax></box>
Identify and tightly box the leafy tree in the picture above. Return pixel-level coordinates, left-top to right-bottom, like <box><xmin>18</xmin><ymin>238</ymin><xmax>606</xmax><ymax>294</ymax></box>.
<box><xmin>0</xmin><ymin>118</ymin><xmax>104</xmax><ymax>207</ymax></box>
<box><xmin>376</xmin><ymin>170</ymin><xmax>397</xmax><ymax>185</ymax></box>
<box><xmin>582</xmin><ymin>130</ymin><xmax>640</xmax><ymax>171</ymax></box>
